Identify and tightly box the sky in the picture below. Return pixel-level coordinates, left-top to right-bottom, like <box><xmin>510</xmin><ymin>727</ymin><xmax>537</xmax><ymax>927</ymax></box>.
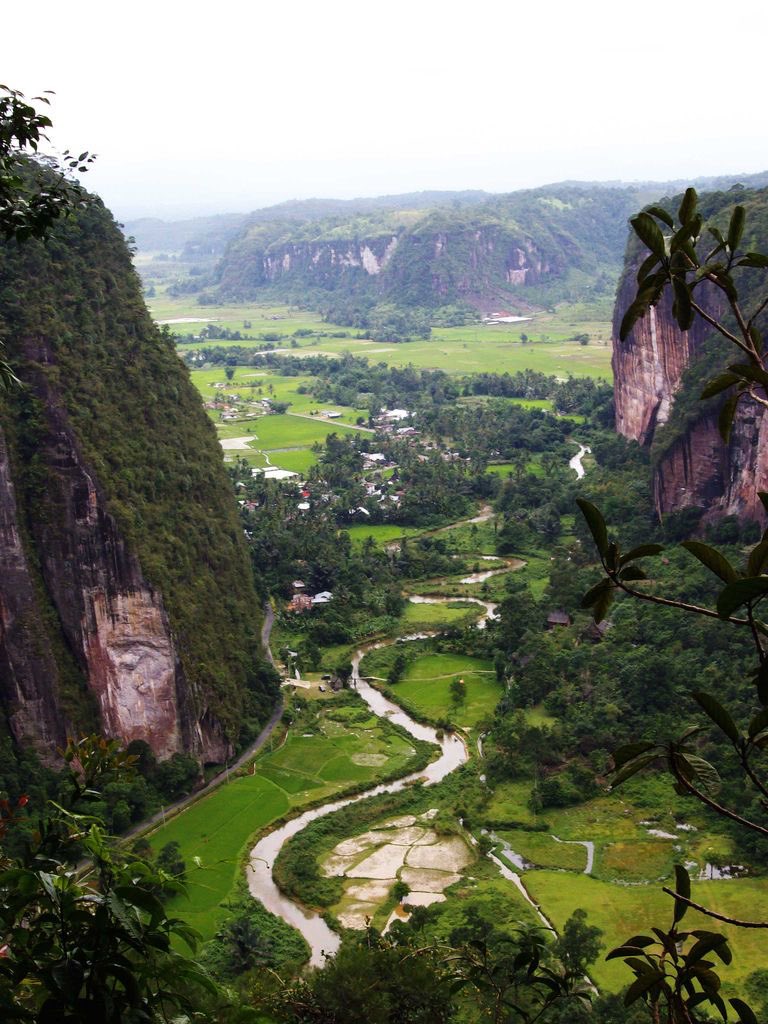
<box><xmin>4</xmin><ymin>0</ymin><xmax>767</xmax><ymax>222</ymax></box>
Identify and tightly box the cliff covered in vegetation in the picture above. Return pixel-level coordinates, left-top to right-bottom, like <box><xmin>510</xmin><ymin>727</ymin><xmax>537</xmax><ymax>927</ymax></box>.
<box><xmin>209</xmin><ymin>185</ymin><xmax>637</xmax><ymax>317</ymax></box>
<box><xmin>612</xmin><ymin>186</ymin><xmax>768</xmax><ymax>524</ymax></box>
<box><xmin>0</xmin><ymin>199</ymin><xmax>276</xmax><ymax>764</ymax></box>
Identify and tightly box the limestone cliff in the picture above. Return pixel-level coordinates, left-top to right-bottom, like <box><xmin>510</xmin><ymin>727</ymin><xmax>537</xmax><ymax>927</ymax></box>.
<box><xmin>0</xmin><ymin>200</ymin><xmax>275</xmax><ymax>763</ymax></box>
<box><xmin>214</xmin><ymin>185</ymin><xmax>637</xmax><ymax>311</ymax></box>
<box><xmin>612</xmin><ymin>190</ymin><xmax>768</xmax><ymax>524</ymax></box>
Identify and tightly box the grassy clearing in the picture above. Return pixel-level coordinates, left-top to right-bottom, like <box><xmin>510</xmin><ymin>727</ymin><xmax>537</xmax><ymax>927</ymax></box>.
<box><xmin>423</xmin><ymin>874</ymin><xmax>541</xmax><ymax>941</ymax></box>
<box><xmin>387</xmin><ymin>653</ymin><xmax>501</xmax><ymax>729</ymax></box>
<box><xmin>497</xmin><ymin>831</ymin><xmax>587</xmax><ymax>871</ymax></box>
<box><xmin>345</xmin><ymin>523</ymin><xmax>425</xmax><ymax>547</ymax></box>
<box><xmin>485</xmin><ymin>780</ymin><xmax>538</xmax><ymax>827</ymax></box>
<box><xmin>400</xmin><ymin>601</ymin><xmax>481</xmax><ymax>628</ymax></box>
<box><xmin>524</xmin><ymin>871</ymin><xmax>768</xmax><ymax>995</ymax></box>
<box><xmin>155</xmin><ymin>297</ymin><xmax>612</xmax><ymax>379</ymax></box>
<box><xmin>147</xmin><ymin>697</ymin><xmax>422</xmax><ymax>941</ymax></box>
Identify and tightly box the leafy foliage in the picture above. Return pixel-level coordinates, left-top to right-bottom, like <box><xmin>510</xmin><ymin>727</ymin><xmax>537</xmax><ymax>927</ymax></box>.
<box><xmin>0</xmin><ymin>737</ymin><xmax>217</xmax><ymax>1022</ymax></box>
<box><xmin>579</xmin><ymin>189</ymin><xmax>768</xmax><ymax>1022</ymax></box>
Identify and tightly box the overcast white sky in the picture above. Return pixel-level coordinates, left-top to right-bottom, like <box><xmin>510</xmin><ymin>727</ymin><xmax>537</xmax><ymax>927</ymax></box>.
<box><xmin>4</xmin><ymin>0</ymin><xmax>766</xmax><ymax>221</ymax></box>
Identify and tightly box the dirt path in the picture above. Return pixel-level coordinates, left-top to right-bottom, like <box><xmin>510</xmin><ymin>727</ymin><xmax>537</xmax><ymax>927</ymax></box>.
<box><xmin>286</xmin><ymin>411</ymin><xmax>375</xmax><ymax>433</ymax></box>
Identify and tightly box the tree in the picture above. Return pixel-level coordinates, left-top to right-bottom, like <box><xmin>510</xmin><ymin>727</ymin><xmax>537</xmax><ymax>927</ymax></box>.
<box><xmin>157</xmin><ymin>840</ymin><xmax>187</xmax><ymax>883</ymax></box>
<box><xmin>450</xmin><ymin>677</ymin><xmax>466</xmax><ymax>706</ymax></box>
<box><xmin>579</xmin><ymin>189</ymin><xmax>768</xmax><ymax>1024</ymax></box>
<box><xmin>0</xmin><ymin>736</ymin><xmax>216</xmax><ymax>1021</ymax></box>
<box><xmin>0</xmin><ymin>84</ymin><xmax>94</xmax><ymax>388</ymax></box>
<box><xmin>553</xmin><ymin>909</ymin><xmax>602</xmax><ymax>978</ymax></box>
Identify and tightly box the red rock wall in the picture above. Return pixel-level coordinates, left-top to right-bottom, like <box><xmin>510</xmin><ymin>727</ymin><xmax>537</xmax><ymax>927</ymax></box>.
<box><xmin>0</xmin><ymin>428</ymin><xmax>68</xmax><ymax>760</ymax></box>
<box><xmin>612</xmin><ymin>274</ymin><xmax>722</xmax><ymax>445</ymax></box>
<box><xmin>0</xmin><ymin>384</ymin><xmax>198</xmax><ymax>762</ymax></box>
<box><xmin>613</xmin><ymin>268</ymin><xmax>767</xmax><ymax>523</ymax></box>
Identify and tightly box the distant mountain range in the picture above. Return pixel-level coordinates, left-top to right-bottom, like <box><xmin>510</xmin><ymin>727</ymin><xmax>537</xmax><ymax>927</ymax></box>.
<box><xmin>125</xmin><ymin>170</ymin><xmax>768</xmax><ymax>328</ymax></box>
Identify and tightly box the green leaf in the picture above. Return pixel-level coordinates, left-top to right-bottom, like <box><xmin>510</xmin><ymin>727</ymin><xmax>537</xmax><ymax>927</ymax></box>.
<box><xmin>718</xmin><ymin>392</ymin><xmax>740</xmax><ymax>444</ymax></box>
<box><xmin>730</xmin><ymin>998</ymin><xmax>760</xmax><ymax>1023</ymax></box>
<box><xmin>747</xmin><ymin>706</ymin><xmax>768</xmax><ymax>739</ymax></box>
<box><xmin>619</xmin><ymin>299</ymin><xmax>650</xmax><ymax>341</ymax></box>
<box><xmin>675</xmin><ymin>753</ymin><xmax>721</xmax><ymax>794</ymax></box>
<box><xmin>716</xmin><ymin>576</ymin><xmax>768</xmax><ymax>618</ymax></box>
<box><xmin>619</xmin><ymin>543</ymin><xmax>664</xmax><ymax>565</ymax></box>
<box><xmin>592</xmin><ymin>586</ymin><xmax>614</xmax><ymax>623</ymax></box>
<box><xmin>113</xmin><ymin>885</ymin><xmax>166</xmax><ymax>924</ymax></box>
<box><xmin>636</xmin><ymin>251</ymin><xmax>661</xmax><ymax>283</ymax></box>
<box><xmin>680</xmin><ymin>541</ymin><xmax>739</xmax><ymax>584</ymax></box>
<box><xmin>692</xmin><ymin>692</ymin><xmax>740</xmax><ymax>743</ymax></box>
<box><xmin>700</xmin><ymin>372</ymin><xmax>740</xmax><ymax>400</ymax></box>
<box><xmin>679</xmin><ymin>188</ymin><xmax>698</xmax><ymax>225</ymax></box>
<box><xmin>576</xmin><ymin>498</ymin><xmax>608</xmax><ymax>557</ymax></box>
<box><xmin>673</xmin><ymin>864</ymin><xmax>691</xmax><ymax>923</ymax></box>
<box><xmin>618</xmin><ymin>565</ymin><xmax>647</xmax><ymax>582</ymax></box>
<box><xmin>727</xmin><ymin>362</ymin><xmax>768</xmax><ymax>388</ymax></box>
<box><xmin>710</xmin><ymin>269</ymin><xmax>738</xmax><ymax>302</ymax></box>
<box><xmin>737</xmin><ymin>252</ymin><xmax>768</xmax><ymax>269</ymax></box>
<box><xmin>645</xmin><ymin>205</ymin><xmax>675</xmax><ymax>228</ymax></box>
<box><xmin>631</xmin><ymin>212</ymin><xmax>667</xmax><ymax>259</ymax></box>
<box><xmin>685</xmin><ymin>933</ymin><xmax>730</xmax><ymax>966</ymax></box>
<box><xmin>605</xmin><ymin>937</ymin><xmax>656</xmax><ymax>960</ymax></box>
<box><xmin>672</xmin><ymin>277</ymin><xmax>694</xmax><ymax>330</ymax></box>
<box><xmin>747</xmin><ymin>539</ymin><xmax>768</xmax><ymax>577</ymax></box>
<box><xmin>611</xmin><ymin>753</ymin><xmax>658</xmax><ymax>788</ymax></box>
<box><xmin>613</xmin><ymin>742</ymin><xmax>657</xmax><ymax>768</ymax></box>
<box><xmin>624</xmin><ymin>972</ymin><xmax>663</xmax><ymax>1006</ymax></box>
<box><xmin>756</xmin><ymin>660</ymin><xmax>768</xmax><ymax>707</ymax></box>
<box><xmin>727</xmin><ymin>206</ymin><xmax>746</xmax><ymax>251</ymax></box>
<box><xmin>581</xmin><ymin>578</ymin><xmax>613</xmax><ymax>610</ymax></box>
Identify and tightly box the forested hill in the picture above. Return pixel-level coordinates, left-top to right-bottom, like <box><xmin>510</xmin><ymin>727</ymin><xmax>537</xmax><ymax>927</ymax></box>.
<box><xmin>136</xmin><ymin>172</ymin><xmax>768</xmax><ymax>328</ymax></box>
<box><xmin>209</xmin><ymin>184</ymin><xmax>637</xmax><ymax>317</ymax></box>
<box><xmin>124</xmin><ymin>191</ymin><xmax>491</xmax><ymax>259</ymax></box>
<box><xmin>0</xmin><ymin>196</ymin><xmax>276</xmax><ymax>769</ymax></box>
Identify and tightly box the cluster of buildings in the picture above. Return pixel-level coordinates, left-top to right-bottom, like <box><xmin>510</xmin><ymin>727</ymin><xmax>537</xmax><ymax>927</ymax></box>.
<box><xmin>287</xmin><ymin>581</ymin><xmax>333</xmax><ymax>613</ymax></box>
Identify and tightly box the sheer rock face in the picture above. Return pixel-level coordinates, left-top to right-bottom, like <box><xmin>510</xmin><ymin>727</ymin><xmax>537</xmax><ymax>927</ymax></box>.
<box><xmin>651</xmin><ymin>407</ymin><xmax>768</xmax><ymax>523</ymax></box>
<box><xmin>613</xmin><ymin>269</ymin><xmax>767</xmax><ymax>522</ymax></box>
<box><xmin>0</xmin><ymin>429</ymin><xmax>67</xmax><ymax>760</ymax></box>
<box><xmin>612</xmin><ymin>277</ymin><xmax>722</xmax><ymax>445</ymax></box>
<box><xmin>222</xmin><ymin>227</ymin><xmax>564</xmax><ymax>308</ymax></box>
<box><xmin>0</xmin><ymin>379</ymin><xmax>195</xmax><ymax>762</ymax></box>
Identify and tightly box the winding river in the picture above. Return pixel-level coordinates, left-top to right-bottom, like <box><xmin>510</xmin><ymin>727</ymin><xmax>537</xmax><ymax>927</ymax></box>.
<box><xmin>246</xmin><ymin>445</ymin><xmax>592</xmax><ymax>967</ymax></box>
<box><xmin>247</xmin><ymin>661</ymin><xmax>468</xmax><ymax>966</ymax></box>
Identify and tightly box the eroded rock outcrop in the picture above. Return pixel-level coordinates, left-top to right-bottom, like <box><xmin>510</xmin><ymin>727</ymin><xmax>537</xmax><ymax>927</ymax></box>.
<box><xmin>613</xmin><ymin>240</ymin><xmax>767</xmax><ymax>523</ymax></box>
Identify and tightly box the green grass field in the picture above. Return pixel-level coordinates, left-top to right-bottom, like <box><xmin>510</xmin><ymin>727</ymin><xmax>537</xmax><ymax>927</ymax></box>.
<box><xmin>399</xmin><ymin>601</ymin><xmax>481</xmax><ymax>628</ymax></box>
<box><xmin>525</xmin><ymin>871</ymin><xmax>768</xmax><ymax>995</ymax></box>
<box><xmin>154</xmin><ymin>297</ymin><xmax>613</xmax><ymax>379</ymax></box>
<box><xmin>345</xmin><ymin>523</ymin><xmax>424</xmax><ymax>547</ymax></box>
<box><xmin>146</xmin><ymin>701</ymin><xmax>420</xmax><ymax>940</ymax></box>
<box><xmin>191</xmin><ymin>367</ymin><xmax>370</xmax><ymax>427</ymax></box>
<box><xmin>497</xmin><ymin>831</ymin><xmax>587</xmax><ymax>871</ymax></box>
<box><xmin>386</xmin><ymin>653</ymin><xmax>500</xmax><ymax>729</ymax></box>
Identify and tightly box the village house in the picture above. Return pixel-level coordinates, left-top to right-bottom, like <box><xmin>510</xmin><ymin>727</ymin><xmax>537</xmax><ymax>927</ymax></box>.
<box><xmin>546</xmin><ymin>609</ymin><xmax>572</xmax><ymax>629</ymax></box>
